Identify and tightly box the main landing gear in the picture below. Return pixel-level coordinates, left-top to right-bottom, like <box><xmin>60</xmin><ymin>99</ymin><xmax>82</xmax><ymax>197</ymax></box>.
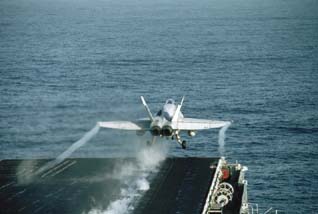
<box><xmin>147</xmin><ymin>136</ymin><xmax>157</xmax><ymax>146</ymax></box>
<box><xmin>181</xmin><ymin>140</ymin><xmax>187</xmax><ymax>149</ymax></box>
<box><xmin>175</xmin><ymin>131</ymin><xmax>187</xmax><ymax>149</ymax></box>
<box><xmin>147</xmin><ymin>133</ymin><xmax>186</xmax><ymax>149</ymax></box>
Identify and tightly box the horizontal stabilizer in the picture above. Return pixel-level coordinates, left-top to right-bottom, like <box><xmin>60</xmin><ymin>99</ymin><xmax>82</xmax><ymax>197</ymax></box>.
<box><xmin>172</xmin><ymin>118</ymin><xmax>231</xmax><ymax>130</ymax></box>
<box><xmin>98</xmin><ymin>119</ymin><xmax>150</xmax><ymax>130</ymax></box>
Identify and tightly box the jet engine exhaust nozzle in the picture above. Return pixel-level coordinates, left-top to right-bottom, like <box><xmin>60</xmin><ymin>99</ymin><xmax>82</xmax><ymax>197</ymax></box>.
<box><xmin>150</xmin><ymin>126</ymin><xmax>161</xmax><ymax>136</ymax></box>
<box><xmin>162</xmin><ymin>126</ymin><xmax>173</xmax><ymax>136</ymax></box>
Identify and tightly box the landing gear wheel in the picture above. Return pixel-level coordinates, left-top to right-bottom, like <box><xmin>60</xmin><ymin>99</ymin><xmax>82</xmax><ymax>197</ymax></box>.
<box><xmin>181</xmin><ymin>140</ymin><xmax>187</xmax><ymax>149</ymax></box>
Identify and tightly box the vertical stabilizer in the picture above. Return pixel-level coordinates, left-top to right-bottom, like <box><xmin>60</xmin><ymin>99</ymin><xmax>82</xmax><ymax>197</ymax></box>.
<box><xmin>140</xmin><ymin>96</ymin><xmax>154</xmax><ymax>121</ymax></box>
<box><xmin>172</xmin><ymin>96</ymin><xmax>184</xmax><ymax>122</ymax></box>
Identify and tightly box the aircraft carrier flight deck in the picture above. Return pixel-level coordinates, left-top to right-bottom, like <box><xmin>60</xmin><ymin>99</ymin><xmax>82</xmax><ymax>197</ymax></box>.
<box><xmin>0</xmin><ymin>157</ymin><xmax>248</xmax><ymax>214</ymax></box>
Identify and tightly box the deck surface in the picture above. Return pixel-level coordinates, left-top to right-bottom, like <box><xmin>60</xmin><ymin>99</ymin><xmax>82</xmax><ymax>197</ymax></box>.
<box><xmin>0</xmin><ymin>158</ymin><xmax>219</xmax><ymax>214</ymax></box>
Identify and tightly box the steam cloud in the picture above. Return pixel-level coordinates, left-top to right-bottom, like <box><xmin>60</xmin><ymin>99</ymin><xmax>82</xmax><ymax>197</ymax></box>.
<box><xmin>16</xmin><ymin>160</ymin><xmax>38</xmax><ymax>184</ymax></box>
<box><xmin>88</xmin><ymin>143</ymin><xmax>168</xmax><ymax>214</ymax></box>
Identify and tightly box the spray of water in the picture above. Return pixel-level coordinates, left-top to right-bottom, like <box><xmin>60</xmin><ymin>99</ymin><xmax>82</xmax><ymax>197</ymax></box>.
<box><xmin>35</xmin><ymin>124</ymin><xmax>100</xmax><ymax>175</ymax></box>
<box><xmin>218</xmin><ymin>122</ymin><xmax>231</xmax><ymax>156</ymax></box>
<box><xmin>88</xmin><ymin>143</ymin><xmax>168</xmax><ymax>214</ymax></box>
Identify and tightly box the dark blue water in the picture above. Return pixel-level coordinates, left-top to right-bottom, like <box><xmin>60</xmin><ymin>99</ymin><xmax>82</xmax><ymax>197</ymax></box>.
<box><xmin>1</xmin><ymin>0</ymin><xmax>317</xmax><ymax>213</ymax></box>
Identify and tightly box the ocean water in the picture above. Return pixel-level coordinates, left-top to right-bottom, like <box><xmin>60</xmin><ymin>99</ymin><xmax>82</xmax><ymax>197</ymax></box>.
<box><xmin>0</xmin><ymin>0</ymin><xmax>317</xmax><ymax>213</ymax></box>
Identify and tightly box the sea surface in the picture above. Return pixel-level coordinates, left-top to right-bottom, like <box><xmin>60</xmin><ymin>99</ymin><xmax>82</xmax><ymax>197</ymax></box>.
<box><xmin>0</xmin><ymin>0</ymin><xmax>317</xmax><ymax>213</ymax></box>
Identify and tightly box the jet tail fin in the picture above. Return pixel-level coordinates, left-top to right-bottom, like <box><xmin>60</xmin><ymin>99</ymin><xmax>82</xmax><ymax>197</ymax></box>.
<box><xmin>140</xmin><ymin>96</ymin><xmax>154</xmax><ymax>122</ymax></box>
<box><xmin>172</xmin><ymin>96</ymin><xmax>184</xmax><ymax>122</ymax></box>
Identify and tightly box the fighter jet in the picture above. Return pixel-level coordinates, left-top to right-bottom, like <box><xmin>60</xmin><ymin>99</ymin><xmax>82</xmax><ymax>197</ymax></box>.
<box><xmin>98</xmin><ymin>96</ymin><xmax>231</xmax><ymax>149</ymax></box>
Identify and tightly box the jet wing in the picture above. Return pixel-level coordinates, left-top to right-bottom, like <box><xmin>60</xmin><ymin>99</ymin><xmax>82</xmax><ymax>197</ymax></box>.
<box><xmin>173</xmin><ymin>118</ymin><xmax>231</xmax><ymax>130</ymax></box>
<box><xmin>98</xmin><ymin>119</ymin><xmax>150</xmax><ymax>130</ymax></box>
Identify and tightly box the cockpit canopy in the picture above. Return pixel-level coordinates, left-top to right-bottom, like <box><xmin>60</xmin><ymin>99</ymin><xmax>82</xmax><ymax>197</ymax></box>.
<box><xmin>156</xmin><ymin>99</ymin><xmax>176</xmax><ymax>119</ymax></box>
<box><xmin>165</xmin><ymin>99</ymin><xmax>175</xmax><ymax>105</ymax></box>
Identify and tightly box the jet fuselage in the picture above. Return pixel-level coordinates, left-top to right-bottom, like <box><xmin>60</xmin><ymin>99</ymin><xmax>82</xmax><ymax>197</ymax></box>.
<box><xmin>150</xmin><ymin>99</ymin><xmax>181</xmax><ymax>136</ymax></box>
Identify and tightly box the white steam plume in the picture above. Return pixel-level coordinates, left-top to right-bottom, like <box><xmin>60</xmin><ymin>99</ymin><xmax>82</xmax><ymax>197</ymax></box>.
<box><xmin>218</xmin><ymin>122</ymin><xmax>231</xmax><ymax>156</ymax></box>
<box><xmin>88</xmin><ymin>143</ymin><xmax>168</xmax><ymax>214</ymax></box>
<box><xmin>35</xmin><ymin>124</ymin><xmax>100</xmax><ymax>175</ymax></box>
<box><xmin>16</xmin><ymin>160</ymin><xmax>38</xmax><ymax>184</ymax></box>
